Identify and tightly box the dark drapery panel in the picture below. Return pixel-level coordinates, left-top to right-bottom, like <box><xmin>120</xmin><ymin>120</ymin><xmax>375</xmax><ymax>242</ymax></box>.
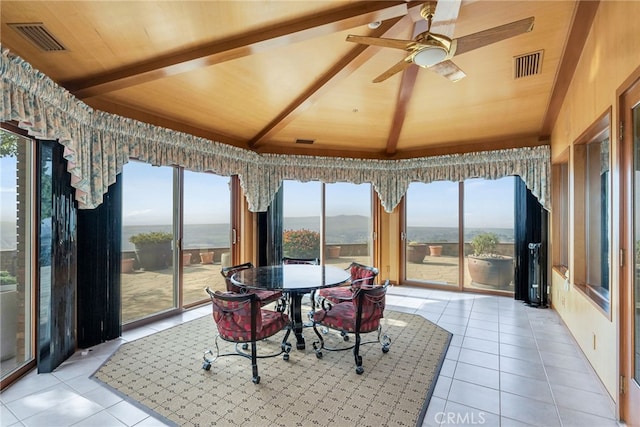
<box><xmin>257</xmin><ymin>185</ymin><xmax>283</xmax><ymax>266</ymax></box>
<box><xmin>77</xmin><ymin>175</ymin><xmax>122</xmax><ymax>348</ymax></box>
<box><xmin>38</xmin><ymin>141</ymin><xmax>77</xmax><ymax>373</ymax></box>
<box><xmin>514</xmin><ymin>177</ymin><xmax>548</xmax><ymax>305</ymax></box>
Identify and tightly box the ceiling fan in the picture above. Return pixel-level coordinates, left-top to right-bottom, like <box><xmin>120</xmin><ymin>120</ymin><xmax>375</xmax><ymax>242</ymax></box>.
<box><xmin>346</xmin><ymin>1</ymin><xmax>534</xmax><ymax>83</ymax></box>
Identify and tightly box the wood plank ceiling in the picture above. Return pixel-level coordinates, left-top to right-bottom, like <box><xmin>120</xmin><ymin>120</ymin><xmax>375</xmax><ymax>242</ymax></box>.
<box><xmin>1</xmin><ymin>1</ymin><xmax>597</xmax><ymax>160</ymax></box>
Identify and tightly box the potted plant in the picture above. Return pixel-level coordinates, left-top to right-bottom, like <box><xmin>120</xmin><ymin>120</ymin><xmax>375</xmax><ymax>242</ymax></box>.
<box><xmin>429</xmin><ymin>245</ymin><xmax>443</xmax><ymax>257</ymax></box>
<box><xmin>327</xmin><ymin>245</ymin><xmax>341</xmax><ymax>259</ymax></box>
<box><xmin>199</xmin><ymin>251</ymin><xmax>214</xmax><ymax>264</ymax></box>
<box><xmin>467</xmin><ymin>232</ymin><xmax>513</xmax><ymax>289</ymax></box>
<box><xmin>129</xmin><ymin>232</ymin><xmax>173</xmax><ymax>271</ymax></box>
<box><xmin>283</xmin><ymin>229</ymin><xmax>320</xmax><ymax>259</ymax></box>
<box><xmin>407</xmin><ymin>241</ymin><xmax>428</xmax><ymax>263</ymax></box>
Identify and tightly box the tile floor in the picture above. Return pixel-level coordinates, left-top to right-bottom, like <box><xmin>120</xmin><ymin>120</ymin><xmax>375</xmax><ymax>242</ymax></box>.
<box><xmin>0</xmin><ymin>287</ymin><xmax>620</xmax><ymax>427</ymax></box>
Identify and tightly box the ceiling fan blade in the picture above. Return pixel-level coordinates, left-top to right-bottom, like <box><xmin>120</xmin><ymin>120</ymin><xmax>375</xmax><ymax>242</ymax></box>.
<box><xmin>428</xmin><ymin>60</ymin><xmax>466</xmax><ymax>82</ymax></box>
<box><xmin>431</xmin><ymin>0</ymin><xmax>462</xmax><ymax>38</ymax></box>
<box><xmin>373</xmin><ymin>59</ymin><xmax>413</xmax><ymax>83</ymax></box>
<box><xmin>346</xmin><ymin>35</ymin><xmax>414</xmax><ymax>50</ymax></box>
<box><xmin>454</xmin><ymin>17</ymin><xmax>535</xmax><ymax>56</ymax></box>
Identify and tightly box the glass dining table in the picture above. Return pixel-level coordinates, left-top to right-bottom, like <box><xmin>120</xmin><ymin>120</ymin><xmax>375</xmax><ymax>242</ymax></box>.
<box><xmin>231</xmin><ymin>264</ymin><xmax>351</xmax><ymax>350</ymax></box>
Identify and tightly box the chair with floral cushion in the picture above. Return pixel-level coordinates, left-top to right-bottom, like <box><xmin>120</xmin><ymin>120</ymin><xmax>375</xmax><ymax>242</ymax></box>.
<box><xmin>311</xmin><ymin>280</ymin><xmax>391</xmax><ymax>374</ymax></box>
<box><xmin>220</xmin><ymin>262</ymin><xmax>285</xmax><ymax>310</ymax></box>
<box><xmin>316</xmin><ymin>262</ymin><xmax>378</xmax><ymax>306</ymax></box>
<box><xmin>202</xmin><ymin>288</ymin><xmax>291</xmax><ymax>384</ymax></box>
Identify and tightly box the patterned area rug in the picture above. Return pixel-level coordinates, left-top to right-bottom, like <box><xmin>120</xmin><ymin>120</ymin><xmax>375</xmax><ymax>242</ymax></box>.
<box><xmin>92</xmin><ymin>310</ymin><xmax>451</xmax><ymax>427</ymax></box>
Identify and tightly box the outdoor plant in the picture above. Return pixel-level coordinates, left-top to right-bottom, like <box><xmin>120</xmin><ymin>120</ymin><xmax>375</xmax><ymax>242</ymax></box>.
<box><xmin>129</xmin><ymin>232</ymin><xmax>173</xmax><ymax>245</ymax></box>
<box><xmin>283</xmin><ymin>228</ymin><xmax>320</xmax><ymax>258</ymax></box>
<box><xmin>0</xmin><ymin>271</ymin><xmax>17</xmax><ymax>286</ymax></box>
<box><xmin>470</xmin><ymin>232</ymin><xmax>500</xmax><ymax>257</ymax></box>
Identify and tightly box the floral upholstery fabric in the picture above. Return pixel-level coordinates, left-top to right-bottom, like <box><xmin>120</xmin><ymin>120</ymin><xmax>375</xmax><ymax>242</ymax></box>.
<box><xmin>313</xmin><ymin>286</ymin><xmax>386</xmax><ymax>334</ymax></box>
<box><xmin>211</xmin><ymin>291</ymin><xmax>289</xmax><ymax>342</ymax></box>
<box><xmin>317</xmin><ymin>262</ymin><xmax>378</xmax><ymax>304</ymax></box>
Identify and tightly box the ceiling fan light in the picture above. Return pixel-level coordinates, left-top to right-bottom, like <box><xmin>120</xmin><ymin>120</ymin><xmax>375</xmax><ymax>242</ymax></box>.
<box><xmin>413</xmin><ymin>47</ymin><xmax>448</xmax><ymax>68</ymax></box>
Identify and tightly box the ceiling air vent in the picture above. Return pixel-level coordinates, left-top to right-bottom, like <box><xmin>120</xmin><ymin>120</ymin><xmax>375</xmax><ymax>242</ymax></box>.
<box><xmin>295</xmin><ymin>138</ymin><xmax>315</xmax><ymax>145</ymax></box>
<box><xmin>8</xmin><ymin>23</ymin><xmax>66</xmax><ymax>52</ymax></box>
<box><xmin>513</xmin><ymin>50</ymin><xmax>543</xmax><ymax>79</ymax></box>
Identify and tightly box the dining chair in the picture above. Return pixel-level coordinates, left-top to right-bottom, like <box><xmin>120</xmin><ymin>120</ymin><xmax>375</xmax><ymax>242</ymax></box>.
<box><xmin>316</xmin><ymin>262</ymin><xmax>379</xmax><ymax>305</ymax></box>
<box><xmin>282</xmin><ymin>256</ymin><xmax>320</xmax><ymax>265</ymax></box>
<box><xmin>202</xmin><ymin>288</ymin><xmax>291</xmax><ymax>384</ymax></box>
<box><xmin>311</xmin><ymin>280</ymin><xmax>391</xmax><ymax>374</ymax></box>
<box><xmin>220</xmin><ymin>262</ymin><xmax>285</xmax><ymax>309</ymax></box>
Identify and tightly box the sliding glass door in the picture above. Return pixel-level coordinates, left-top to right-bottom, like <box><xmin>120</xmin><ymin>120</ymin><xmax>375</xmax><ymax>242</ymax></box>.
<box><xmin>182</xmin><ymin>171</ymin><xmax>231</xmax><ymax>305</ymax></box>
<box><xmin>121</xmin><ymin>161</ymin><xmax>176</xmax><ymax>323</ymax></box>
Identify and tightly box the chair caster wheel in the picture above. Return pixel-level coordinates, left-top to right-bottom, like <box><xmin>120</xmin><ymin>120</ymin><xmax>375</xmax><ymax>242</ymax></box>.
<box><xmin>242</xmin><ymin>343</ymin><xmax>249</xmax><ymax>350</ymax></box>
<box><xmin>253</xmin><ymin>375</ymin><xmax>260</xmax><ymax>384</ymax></box>
<box><xmin>202</xmin><ymin>362</ymin><xmax>211</xmax><ymax>371</ymax></box>
<box><xmin>283</xmin><ymin>353</ymin><xmax>289</xmax><ymax>361</ymax></box>
<box><xmin>343</xmin><ymin>335</ymin><xmax>349</xmax><ymax>342</ymax></box>
<box><xmin>382</xmin><ymin>346</ymin><xmax>389</xmax><ymax>353</ymax></box>
<box><xmin>316</xmin><ymin>351</ymin><xmax>323</xmax><ymax>359</ymax></box>
<box><xmin>356</xmin><ymin>366</ymin><xmax>364</xmax><ymax>375</ymax></box>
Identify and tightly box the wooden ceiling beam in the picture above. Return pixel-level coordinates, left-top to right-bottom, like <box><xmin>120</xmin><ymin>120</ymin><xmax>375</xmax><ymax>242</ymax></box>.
<box><xmin>539</xmin><ymin>0</ymin><xmax>600</xmax><ymax>139</ymax></box>
<box><xmin>385</xmin><ymin>19</ymin><xmax>428</xmax><ymax>155</ymax></box>
<box><xmin>63</xmin><ymin>2</ymin><xmax>413</xmax><ymax>99</ymax></box>
<box><xmin>247</xmin><ymin>16</ymin><xmax>408</xmax><ymax>149</ymax></box>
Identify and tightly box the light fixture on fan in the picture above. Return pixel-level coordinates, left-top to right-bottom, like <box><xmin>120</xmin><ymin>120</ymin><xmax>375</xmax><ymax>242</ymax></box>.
<box><xmin>412</xmin><ymin>46</ymin><xmax>448</xmax><ymax>68</ymax></box>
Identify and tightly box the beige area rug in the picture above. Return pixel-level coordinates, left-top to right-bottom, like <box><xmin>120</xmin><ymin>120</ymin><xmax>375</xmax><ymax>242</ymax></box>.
<box><xmin>92</xmin><ymin>310</ymin><xmax>451</xmax><ymax>427</ymax></box>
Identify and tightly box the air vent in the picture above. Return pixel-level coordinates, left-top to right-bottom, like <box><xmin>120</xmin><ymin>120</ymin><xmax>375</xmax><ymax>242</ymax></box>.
<box><xmin>513</xmin><ymin>50</ymin><xmax>543</xmax><ymax>79</ymax></box>
<box><xmin>8</xmin><ymin>23</ymin><xmax>66</xmax><ymax>52</ymax></box>
<box><xmin>295</xmin><ymin>138</ymin><xmax>315</xmax><ymax>145</ymax></box>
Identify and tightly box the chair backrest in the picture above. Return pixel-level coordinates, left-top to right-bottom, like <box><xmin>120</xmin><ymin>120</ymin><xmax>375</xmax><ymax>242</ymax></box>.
<box><xmin>353</xmin><ymin>280</ymin><xmax>388</xmax><ymax>333</ymax></box>
<box><xmin>220</xmin><ymin>262</ymin><xmax>254</xmax><ymax>293</ymax></box>
<box><xmin>206</xmin><ymin>287</ymin><xmax>261</xmax><ymax>340</ymax></box>
<box><xmin>348</xmin><ymin>262</ymin><xmax>379</xmax><ymax>288</ymax></box>
<box><xmin>282</xmin><ymin>257</ymin><xmax>319</xmax><ymax>265</ymax></box>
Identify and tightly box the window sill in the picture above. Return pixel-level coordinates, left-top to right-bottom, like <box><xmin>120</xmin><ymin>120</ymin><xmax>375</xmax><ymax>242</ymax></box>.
<box><xmin>574</xmin><ymin>282</ymin><xmax>611</xmax><ymax>319</ymax></box>
<box><xmin>552</xmin><ymin>264</ymin><xmax>568</xmax><ymax>279</ymax></box>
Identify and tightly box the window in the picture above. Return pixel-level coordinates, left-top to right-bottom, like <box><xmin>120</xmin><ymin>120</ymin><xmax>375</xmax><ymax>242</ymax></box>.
<box><xmin>404</xmin><ymin>181</ymin><xmax>459</xmax><ymax>286</ymax></box>
<box><xmin>552</xmin><ymin>161</ymin><xmax>569</xmax><ymax>274</ymax></box>
<box><xmin>282</xmin><ymin>180</ymin><xmax>373</xmax><ymax>268</ymax></box>
<box><xmin>0</xmin><ymin>128</ymin><xmax>35</xmax><ymax>383</ymax></box>
<box><xmin>574</xmin><ymin>117</ymin><xmax>610</xmax><ymax>313</ymax></box>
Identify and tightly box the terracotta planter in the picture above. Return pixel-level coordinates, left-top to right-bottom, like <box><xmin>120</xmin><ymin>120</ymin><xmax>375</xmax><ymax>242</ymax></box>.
<box><xmin>121</xmin><ymin>258</ymin><xmax>135</xmax><ymax>274</ymax></box>
<box><xmin>200</xmin><ymin>251</ymin><xmax>214</xmax><ymax>264</ymax></box>
<box><xmin>468</xmin><ymin>255</ymin><xmax>514</xmax><ymax>289</ymax></box>
<box><xmin>407</xmin><ymin>244</ymin><xmax>427</xmax><ymax>263</ymax></box>
<box><xmin>327</xmin><ymin>246</ymin><xmax>341</xmax><ymax>259</ymax></box>
<box><xmin>429</xmin><ymin>245</ymin><xmax>443</xmax><ymax>257</ymax></box>
<box><xmin>183</xmin><ymin>252</ymin><xmax>192</xmax><ymax>266</ymax></box>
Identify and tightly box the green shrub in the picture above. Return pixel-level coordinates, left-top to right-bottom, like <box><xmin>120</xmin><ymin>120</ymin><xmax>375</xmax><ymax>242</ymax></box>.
<box><xmin>0</xmin><ymin>271</ymin><xmax>17</xmax><ymax>286</ymax></box>
<box><xmin>283</xmin><ymin>229</ymin><xmax>320</xmax><ymax>258</ymax></box>
<box><xmin>129</xmin><ymin>232</ymin><xmax>173</xmax><ymax>245</ymax></box>
<box><xmin>470</xmin><ymin>232</ymin><xmax>500</xmax><ymax>256</ymax></box>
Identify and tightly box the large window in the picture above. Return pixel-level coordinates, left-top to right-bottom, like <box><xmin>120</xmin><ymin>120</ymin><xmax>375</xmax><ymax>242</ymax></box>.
<box><xmin>182</xmin><ymin>171</ymin><xmax>231</xmax><ymax>305</ymax></box>
<box><xmin>463</xmin><ymin>177</ymin><xmax>516</xmax><ymax>292</ymax></box>
<box><xmin>282</xmin><ymin>180</ymin><xmax>373</xmax><ymax>268</ymax></box>
<box><xmin>0</xmin><ymin>129</ymin><xmax>34</xmax><ymax>383</ymax></box>
<box><xmin>575</xmin><ymin>134</ymin><xmax>610</xmax><ymax>312</ymax></box>
<box><xmin>404</xmin><ymin>181</ymin><xmax>459</xmax><ymax>286</ymax></box>
<box><xmin>121</xmin><ymin>161</ymin><xmax>176</xmax><ymax>323</ymax></box>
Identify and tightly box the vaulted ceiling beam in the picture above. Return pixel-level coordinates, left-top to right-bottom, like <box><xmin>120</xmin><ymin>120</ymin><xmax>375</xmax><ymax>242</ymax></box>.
<box><xmin>64</xmin><ymin>2</ymin><xmax>413</xmax><ymax>99</ymax></box>
<box><xmin>247</xmin><ymin>16</ymin><xmax>408</xmax><ymax>149</ymax></box>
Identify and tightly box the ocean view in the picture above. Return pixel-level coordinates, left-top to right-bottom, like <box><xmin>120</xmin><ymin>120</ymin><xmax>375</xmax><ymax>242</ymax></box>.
<box><xmin>1</xmin><ymin>216</ymin><xmax>514</xmax><ymax>251</ymax></box>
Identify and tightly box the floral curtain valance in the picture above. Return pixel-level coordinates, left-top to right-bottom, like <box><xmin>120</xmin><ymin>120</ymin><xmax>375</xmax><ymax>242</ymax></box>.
<box><xmin>0</xmin><ymin>47</ymin><xmax>550</xmax><ymax>213</ymax></box>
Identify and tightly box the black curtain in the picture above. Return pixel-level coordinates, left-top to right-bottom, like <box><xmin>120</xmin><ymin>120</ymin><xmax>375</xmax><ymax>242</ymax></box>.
<box><xmin>77</xmin><ymin>175</ymin><xmax>122</xmax><ymax>348</ymax></box>
<box><xmin>513</xmin><ymin>177</ymin><xmax>548</xmax><ymax>305</ymax></box>
<box><xmin>257</xmin><ymin>185</ymin><xmax>283</xmax><ymax>266</ymax></box>
<box><xmin>37</xmin><ymin>141</ymin><xmax>77</xmax><ymax>373</ymax></box>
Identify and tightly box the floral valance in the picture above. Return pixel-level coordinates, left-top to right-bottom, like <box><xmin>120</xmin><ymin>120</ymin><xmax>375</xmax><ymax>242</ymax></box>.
<box><xmin>0</xmin><ymin>47</ymin><xmax>550</xmax><ymax>213</ymax></box>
